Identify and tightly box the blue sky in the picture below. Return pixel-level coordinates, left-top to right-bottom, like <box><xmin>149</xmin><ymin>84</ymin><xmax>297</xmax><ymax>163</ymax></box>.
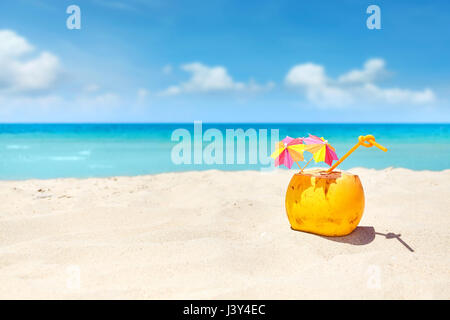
<box><xmin>0</xmin><ymin>0</ymin><xmax>449</xmax><ymax>122</ymax></box>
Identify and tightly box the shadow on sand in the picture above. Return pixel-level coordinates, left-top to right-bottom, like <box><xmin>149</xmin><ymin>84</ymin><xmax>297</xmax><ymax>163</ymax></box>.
<box><xmin>374</xmin><ymin>231</ymin><xmax>415</xmax><ymax>252</ymax></box>
<box><xmin>319</xmin><ymin>226</ymin><xmax>415</xmax><ymax>252</ymax></box>
<box><xmin>321</xmin><ymin>226</ymin><xmax>376</xmax><ymax>245</ymax></box>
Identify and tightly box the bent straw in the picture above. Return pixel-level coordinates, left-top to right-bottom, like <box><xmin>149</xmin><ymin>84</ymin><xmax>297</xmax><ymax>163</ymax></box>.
<box><xmin>326</xmin><ymin>135</ymin><xmax>387</xmax><ymax>173</ymax></box>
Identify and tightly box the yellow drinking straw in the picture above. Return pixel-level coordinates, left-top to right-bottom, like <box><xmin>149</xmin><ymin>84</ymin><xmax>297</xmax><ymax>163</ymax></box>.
<box><xmin>326</xmin><ymin>135</ymin><xmax>387</xmax><ymax>173</ymax></box>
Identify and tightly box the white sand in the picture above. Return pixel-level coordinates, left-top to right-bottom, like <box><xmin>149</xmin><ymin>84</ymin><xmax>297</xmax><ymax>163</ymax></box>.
<box><xmin>0</xmin><ymin>168</ymin><xmax>449</xmax><ymax>299</ymax></box>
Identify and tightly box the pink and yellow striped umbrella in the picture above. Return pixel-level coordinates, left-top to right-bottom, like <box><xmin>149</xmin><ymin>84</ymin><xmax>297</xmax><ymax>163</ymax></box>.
<box><xmin>271</xmin><ymin>136</ymin><xmax>306</xmax><ymax>169</ymax></box>
<box><xmin>303</xmin><ymin>134</ymin><xmax>339</xmax><ymax>166</ymax></box>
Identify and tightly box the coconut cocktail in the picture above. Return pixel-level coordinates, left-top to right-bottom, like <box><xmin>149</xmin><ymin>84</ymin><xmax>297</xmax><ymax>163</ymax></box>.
<box><xmin>272</xmin><ymin>134</ymin><xmax>387</xmax><ymax>237</ymax></box>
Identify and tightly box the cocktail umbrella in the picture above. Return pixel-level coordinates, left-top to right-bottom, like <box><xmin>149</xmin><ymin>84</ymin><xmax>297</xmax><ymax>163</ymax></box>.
<box><xmin>303</xmin><ymin>134</ymin><xmax>339</xmax><ymax>167</ymax></box>
<box><xmin>271</xmin><ymin>136</ymin><xmax>306</xmax><ymax>169</ymax></box>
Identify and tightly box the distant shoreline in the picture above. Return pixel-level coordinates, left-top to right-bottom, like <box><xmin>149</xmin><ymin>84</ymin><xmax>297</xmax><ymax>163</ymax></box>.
<box><xmin>2</xmin><ymin>167</ymin><xmax>450</xmax><ymax>182</ymax></box>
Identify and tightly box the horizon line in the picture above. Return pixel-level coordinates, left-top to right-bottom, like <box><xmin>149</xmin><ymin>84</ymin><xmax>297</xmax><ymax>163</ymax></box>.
<box><xmin>0</xmin><ymin>122</ymin><xmax>449</xmax><ymax>125</ymax></box>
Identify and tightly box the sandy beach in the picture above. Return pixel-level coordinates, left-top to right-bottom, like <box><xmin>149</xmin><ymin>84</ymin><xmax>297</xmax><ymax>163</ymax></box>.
<box><xmin>0</xmin><ymin>168</ymin><xmax>449</xmax><ymax>299</ymax></box>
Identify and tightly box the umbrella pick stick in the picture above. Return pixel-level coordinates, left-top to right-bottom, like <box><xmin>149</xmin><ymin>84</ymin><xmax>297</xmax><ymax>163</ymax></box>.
<box><xmin>300</xmin><ymin>157</ymin><xmax>313</xmax><ymax>172</ymax></box>
<box><xmin>326</xmin><ymin>135</ymin><xmax>387</xmax><ymax>173</ymax></box>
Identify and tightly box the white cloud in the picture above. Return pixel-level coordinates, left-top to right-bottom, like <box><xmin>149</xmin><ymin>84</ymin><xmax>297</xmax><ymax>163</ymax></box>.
<box><xmin>285</xmin><ymin>58</ymin><xmax>436</xmax><ymax>108</ymax></box>
<box><xmin>285</xmin><ymin>63</ymin><xmax>327</xmax><ymax>87</ymax></box>
<box><xmin>0</xmin><ymin>29</ymin><xmax>33</xmax><ymax>57</ymax></box>
<box><xmin>363</xmin><ymin>83</ymin><xmax>435</xmax><ymax>104</ymax></box>
<box><xmin>285</xmin><ymin>63</ymin><xmax>352</xmax><ymax>106</ymax></box>
<box><xmin>338</xmin><ymin>58</ymin><xmax>386</xmax><ymax>84</ymax></box>
<box><xmin>160</xmin><ymin>62</ymin><xmax>274</xmax><ymax>96</ymax></box>
<box><xmin>0</xmin><ymin>30</ymin><xmax>61</xmax><ymax>94</ymax></box>
<box><xmin>0</xmin><ymin>30</ymin><xmax>133</xmax><ymax>120</ymax></box>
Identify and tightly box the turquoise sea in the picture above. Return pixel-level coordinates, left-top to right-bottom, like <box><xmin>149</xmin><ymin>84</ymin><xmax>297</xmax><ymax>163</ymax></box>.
<box><xmin>0</xmin><ymin>123</ymin><xmax>449</xmax><ymax>180</ymax></box>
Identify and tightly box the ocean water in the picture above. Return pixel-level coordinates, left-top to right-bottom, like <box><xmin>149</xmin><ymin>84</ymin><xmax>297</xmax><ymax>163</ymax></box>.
<box><xmin>0</xmin><ymin>123</ymin><xmax>449</xmax><ymax>180</ymax></box>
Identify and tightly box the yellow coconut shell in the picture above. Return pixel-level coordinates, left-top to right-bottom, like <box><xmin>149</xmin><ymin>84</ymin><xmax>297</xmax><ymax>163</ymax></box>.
<box><xmin>285</xmin><ymin>169</ymin><xmax>365</xmax><ymax>236</ymax></box>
